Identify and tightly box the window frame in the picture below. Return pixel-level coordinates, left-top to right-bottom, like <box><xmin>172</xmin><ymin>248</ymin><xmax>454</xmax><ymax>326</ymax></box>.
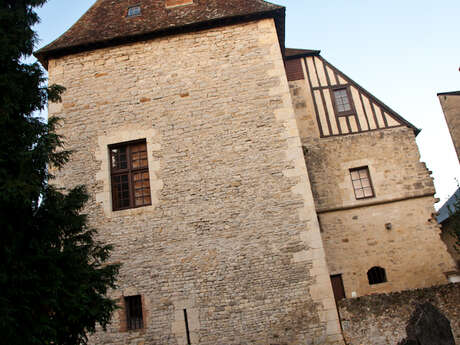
<box><xmin>127</xmin><ymin>5</ymin><xmax>141</xmax><ymax>17</ymax></box>
<box><xmin>124</xmin><ymin>295</ymin><xmax>144</xmax><ymax>331</ymax></box>
<box><xmin>332</xmin><ymin>86</ymin><xmax>355</xmax><ymax>116</ymax></box>
<box><xmin>349</xmin><ymin>166</ymin><xmax>375</xmax><ymax>200</ymax></box>
<box><xmin>109</xmin><ymin>139</ymin><xmax>152</xmax><ymax>211</ymax></box>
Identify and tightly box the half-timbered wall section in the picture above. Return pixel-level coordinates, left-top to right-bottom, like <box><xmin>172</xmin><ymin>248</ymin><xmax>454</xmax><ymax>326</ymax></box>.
<box><xmin>285</xmin><ymin>48</ymin><xmax>455</xmax><ymax>297</ymax></box>
<box><xmin>285</xmin><ymin>51</ymin><xmax>416</xmax><ymax>138</ymax></box>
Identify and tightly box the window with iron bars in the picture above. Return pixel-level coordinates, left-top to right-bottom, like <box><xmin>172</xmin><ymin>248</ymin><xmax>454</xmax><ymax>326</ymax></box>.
<box><xmin>125</xmin><ymin>295</ymin><xmax>143</xmax><ymax>330</ymax></box>
<box><xmin>367</xmin><ymin>266</ymin><xmax>387</xmax><ymax>285</ymax></box>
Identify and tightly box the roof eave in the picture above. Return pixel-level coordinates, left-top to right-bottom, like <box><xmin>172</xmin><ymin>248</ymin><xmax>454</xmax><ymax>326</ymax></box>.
<box><xmin>284</xmin><ymin>50</ymin><xmax>321</xmax><ymax>60</ymax></box>
<box><xmin>34</xmin><ymin>7</ymin><xmax>286</xmax><ymax>70</ymax></box>
<box><xmin>437</xmin><ymin>91</ymin><xmax>460</xmax><ymax>96</ymax></box>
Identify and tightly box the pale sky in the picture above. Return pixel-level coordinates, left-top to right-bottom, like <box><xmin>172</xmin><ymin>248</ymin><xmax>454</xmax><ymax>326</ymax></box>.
<box><xmin>33</xmin><ymin>0</ymin><xmax>460</xmax><ymax>206</ymax></box>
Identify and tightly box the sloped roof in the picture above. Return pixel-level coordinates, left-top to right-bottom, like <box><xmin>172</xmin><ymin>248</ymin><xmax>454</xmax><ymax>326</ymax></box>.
<box><xmin>35</xmin><ymin>0</ymin><xmax>285</xmax><ymax>68</ymax></box>
<box><xmin>437</xmin><ymin>187</ymin><xmax>460</xmax><ymax>224</ymax></box>
<box><xmin>438</xmin><ymin>91</ymin><xmax>460</xmax><ymax>96</ymax></box>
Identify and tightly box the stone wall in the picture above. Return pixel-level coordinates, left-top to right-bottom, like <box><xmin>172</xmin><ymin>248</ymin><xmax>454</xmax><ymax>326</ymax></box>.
<box><xmin>302</xmin><ymin>127</ymin><xmax>455</xmax><ymax>296</ymax></box>
<box><xmin>288</xmin><ymin>70</ymin><xmax>456</xmax><ymax>297</ymax></box>
<box><xmin>319</xmin><ymin>197</ymin><xmax>454</xmax><ymax>297</ymax></box>
<box><xmin>303</xmin><ymin>127</ymin><xmax>435</xmax><ymax>212</ymax></box>
<box><xmin>338</xmin><ymin>283</ymin><xmax>460</xmax><ymax>345</ymax></box>
<box><xmin>48</xmin><ymin>19</ymin><xmax>343</xmax><ymax>345</ymax></box>
<box><xmin>439</xmin><ymin>93</ymin><xmax>460</xmax><ymax>162</ymax></box>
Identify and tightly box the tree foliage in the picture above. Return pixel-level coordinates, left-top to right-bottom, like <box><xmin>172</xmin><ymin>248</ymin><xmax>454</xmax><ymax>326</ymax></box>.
<box><xmin>0</xmin><ymin>1</ymin><xmax>119</xmax><ymax>344</ymax></box>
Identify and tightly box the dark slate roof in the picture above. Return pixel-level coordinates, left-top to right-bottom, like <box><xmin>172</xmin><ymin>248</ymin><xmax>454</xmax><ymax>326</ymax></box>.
<box><xmin>285</xmin><ymin>48</ymin><xmax>320</xmax><ymax>59</ymax></box>
<box><xmin>438</xmin><ymin>91</ymin><xmax>460</xmax><ymax>96</ymax></box>
<box><xmin>437</xmin><ymin>187</ymin><xmax>460</xmax><ymax>224</ymax></box>
<box><xmin>35</xmin><ymin>0</ymin><xmax>285</xmax><ymax>68</ymax></box>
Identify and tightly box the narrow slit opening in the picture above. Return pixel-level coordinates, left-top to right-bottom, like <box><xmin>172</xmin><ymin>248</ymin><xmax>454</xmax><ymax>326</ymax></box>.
<box><xmin>183</xmin><ymin>309</ymin><xmax>191</xmax><ymax>345</ymax></box>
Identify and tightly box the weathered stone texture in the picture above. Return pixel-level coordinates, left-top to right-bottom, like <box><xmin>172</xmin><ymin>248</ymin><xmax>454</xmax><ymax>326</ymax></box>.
<box><xmin>48</xmin><ymin>19</ymin><xmax>342</xmax><ymax>345</ymax></box>
<box><xmin>319</xmin><ymin>197</ymin><xmax>454</xmax><ymax>296</ymax></box>
<box><xmin>288</xmin><ymin>77</ymin><xmax>455</xmax><ymax>296</ymax></box>
<box><xmin>303</xmin><ymin>127</ymin><xmax>435</xmax><ymax>212</ymax></box>
<box><xmin>338</xmin><ymin>283</ymin><xmax>460</xmax><ymax>345</ymax></box>
<box><xmin>301</xmin><ymin>127</ymin><xmax>454</xmax><ymax>296</ymax></box>
<box><xmin>439</xmin><ymin>93</ymin><xmax>460</xmax><ymax>162</ymax></box>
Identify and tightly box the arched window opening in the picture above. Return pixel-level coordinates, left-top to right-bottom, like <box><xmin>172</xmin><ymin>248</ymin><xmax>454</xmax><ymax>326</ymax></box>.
<box><xmin>367</xmin><ymin>266</ymin><xmax>387</xmax><ymax>285</ymax></box>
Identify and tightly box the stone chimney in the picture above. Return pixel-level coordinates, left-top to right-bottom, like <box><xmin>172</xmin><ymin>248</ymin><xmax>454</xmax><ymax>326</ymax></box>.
<box><xmin>165</xmin><ymin>0</ymin><xmax>193</xmax><ymax>9</ymax></box>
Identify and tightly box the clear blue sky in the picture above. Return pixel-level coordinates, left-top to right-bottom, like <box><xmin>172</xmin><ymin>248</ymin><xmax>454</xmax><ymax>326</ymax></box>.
<box><xmin>33</xmin><ymin>0</ymin><xmax>460</xmax><ymax>205</ymax></box>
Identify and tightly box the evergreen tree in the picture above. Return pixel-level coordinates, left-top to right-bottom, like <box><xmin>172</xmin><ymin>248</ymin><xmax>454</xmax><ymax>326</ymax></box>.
<box><xmin>0</xmin><ymin>1</ymin><xmax>119</xmax><ymax>344</ymax></box>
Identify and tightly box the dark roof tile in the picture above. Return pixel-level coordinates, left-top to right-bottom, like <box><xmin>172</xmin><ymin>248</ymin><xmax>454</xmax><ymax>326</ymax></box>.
<box><xmin>35</xmin><ymin>0</ymin><xmax>285</xmax><ymax>68</ymax></box>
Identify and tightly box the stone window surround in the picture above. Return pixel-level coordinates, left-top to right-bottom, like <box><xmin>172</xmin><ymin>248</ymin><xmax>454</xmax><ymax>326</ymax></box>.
<box><xmin>349</xmin><ymin>166</ymin><xmax>375</xmax><ymax>200</ymax></box>
<box><xmin>338</xmin><ymin>159</ymin><xmax>379</xmax><ymax>206</ymax></box>
<box><xmin>95</xmin><ymin>127</ymin><xmax>163</xmax><ymax>218</ymax></box>
<box><xmin>117</xmin><ymin>287</ymin><xmax>149</xmax><ymax>333</ymax></box>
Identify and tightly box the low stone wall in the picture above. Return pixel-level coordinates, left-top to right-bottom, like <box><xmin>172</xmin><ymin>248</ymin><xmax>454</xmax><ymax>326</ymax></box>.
<box><xmin>338</xmin><ymin>283</ymin><xmax>460</xmax><ymax>345</ymax></box>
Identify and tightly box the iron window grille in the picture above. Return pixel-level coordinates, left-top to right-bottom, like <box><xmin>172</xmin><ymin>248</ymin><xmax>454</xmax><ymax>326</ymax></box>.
<box><xmin>367</xmin><ymin>266</ymin><xmax>387</xmax><ymax>285</ymax></box>
<box><xmin>125</xmin><ymin>295</ymin><xmax>143</xmax><ymax>330</ymax></box>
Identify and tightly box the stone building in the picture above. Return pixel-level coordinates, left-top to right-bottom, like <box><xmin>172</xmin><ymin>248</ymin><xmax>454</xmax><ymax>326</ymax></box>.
<box><xmin>285</xmin><ymin>49</ymin><xmax>455</xmax><ymax>299</ymax></box>
<box><xmin>35</xmin><ymin>0</ymin><xmax>455</xmax><ymax>343</ymax></box>
<box><xmin>437</xmin><ymin>90</ymin><xmax>460</xmax><ymax>280</ymax></box>
<box><xmin>437</xmin><ymin>189</ymin><xmax>460</xmax><ymax>281</ymax></box>
<box><xmin>439</xmin><ymin>91</ymin><xmax>460</xmax><ymax>162</ymax></box>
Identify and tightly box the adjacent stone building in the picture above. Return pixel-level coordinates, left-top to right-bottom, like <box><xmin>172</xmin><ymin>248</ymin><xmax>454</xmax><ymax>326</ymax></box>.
<box><xmin>437</xmin><ymin>91</ymin><xmax>460</xmax><ymax>279</ymax></box>
<box><xmin>439</xmin><ymin>91</ymin><xmax>460</xmax><ymax>162</ymax></box>
<box><xmin>35</xmin><ymin>0</ymin><xmax>455</xmax><ymax>343</ymax></box>
<box><xmin>285</xmin><ymin>49</ymin><xmax>455</xmax><ymax>299</ymax></box>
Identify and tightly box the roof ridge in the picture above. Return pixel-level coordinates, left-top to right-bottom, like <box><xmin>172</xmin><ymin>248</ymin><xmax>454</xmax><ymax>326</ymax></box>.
<box><xmin>35</xmin><ymin>0</ymin><xmax>285</xmax><ymax>68</ymax></box>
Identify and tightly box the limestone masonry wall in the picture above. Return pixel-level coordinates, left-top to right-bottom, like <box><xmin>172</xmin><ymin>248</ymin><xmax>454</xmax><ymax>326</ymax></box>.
<box><xmin>303</xmin><ymin>128</ymin><xmax>455</xmax><ymax>296</ymax></box>
<box><xmin>289</xmin><ymin>74</ymin><xmax>455</xmax><ymax>296</ymax></box>
<box><xmin>439</xmin><ymin>94</ymin><xmax>460</xmax><ymax>162</ymax></box>
<box><xmin>319</xmin><ymin>197</ymin><xmax>454</xmax><ymax>296</ymax></box>
<box><xmin>48</xmin><ymin>19</ymin><xmax>343</xmax><ymax>345</ymax></box>
<box><xmin>338</xmin><ymin>283</ymin><xmax>460</xmax><ymax>345</ymax></box>
<box><xmin>303</xmin><ymin>127</ymin><xmax>435</xmax><ymax>212</ymax></box>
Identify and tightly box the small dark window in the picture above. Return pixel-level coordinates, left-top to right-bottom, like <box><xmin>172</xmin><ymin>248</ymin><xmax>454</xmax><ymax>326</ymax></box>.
<box><xmin>110</xmin><ymin>140</ymin><xmax>151</xmax><ymax>211</ymax></box>
<box><xmin>125</xmin><ymin>295</ymin><xmax>143</xmax><ymax>330</ymax></box>
<box><xmin>127</xmin><ymin>5</ymin><xmax>141</xmax><ymax>17</ymax></box>
<box><xmin>367</xmin><ymin>266</ymin><xmax>387</xmax><ymax>285</ymax></box>
<box><xmin>333</xmin><ymin>88</ymin><xmax>353</xmax><ymax>115</ymax></box>
<box><xmin>350</xmin><ymin>167</ymin><xmax>374</xmax><ymax>199</ymax></box>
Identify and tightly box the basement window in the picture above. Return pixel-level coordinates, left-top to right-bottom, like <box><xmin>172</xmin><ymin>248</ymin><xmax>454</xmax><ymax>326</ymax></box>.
<box><xmin>367</xmin><ymin>266</ymin><xmax>387</xmax><ymax>285</ymax></box>
<box><xmin>125</xmin><ymin>295</ymin><xmax>143</xmax><ymax>330</ymax></box>
<box><xmin>127</xmin><ymin>5</ymin><xmax>141</xmax><ymax>17</ymax></box>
